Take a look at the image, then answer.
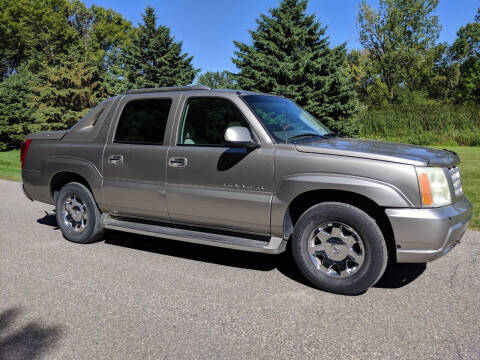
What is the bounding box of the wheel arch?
[44,156,103,206]
[50,171,93,199]
[283,189,396,262]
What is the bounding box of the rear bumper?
[22,183,34,201]
[386,197,472,263]
[22,169,53,205]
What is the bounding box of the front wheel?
[292,202,388,295]
[55,182,105,244]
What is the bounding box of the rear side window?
[115,99,172,144]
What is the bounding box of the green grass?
[0,146,478,229]
[0,149,21,181]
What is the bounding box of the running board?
[103,215,287,255]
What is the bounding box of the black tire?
[55,182,105,244]
[292,202,388,295]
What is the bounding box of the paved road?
[1,180,480,360]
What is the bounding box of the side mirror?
[224,126,257,148]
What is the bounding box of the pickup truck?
[21,85,473,294]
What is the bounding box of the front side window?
[115,99,172,144]
[179,97,249,146]
[242,95,331,143]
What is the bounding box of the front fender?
[270,173,414,238]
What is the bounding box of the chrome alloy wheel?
[308,222,365,278]
[63,194,88,232]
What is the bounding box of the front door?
[102,97,173,220]
[166,96,274,235]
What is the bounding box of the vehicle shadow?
[105,231,427,290]
[104,230,280,272]
[374,262,427,289]
[0,306,63,360]
[37,212,59,229]
[271,244,428,290]
[98,229,322,289]
[38,213,427,290]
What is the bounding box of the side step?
[103,216,287,255]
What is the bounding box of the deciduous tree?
[196,71,238,89]
[451,8,480,102]
[357,0,441,102]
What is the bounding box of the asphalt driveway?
[1,180,479,359]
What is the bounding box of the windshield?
[242,95,331,143]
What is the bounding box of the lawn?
[0,149,21,181]
[0,146,478,229]
[434,146,480,230]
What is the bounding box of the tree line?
[1,0,479,150]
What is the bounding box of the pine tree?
[0,66,37,149]
[120,6,199,90]
[30,56,106,131]
[232,0,357,131]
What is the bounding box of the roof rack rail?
[126,85,211,95]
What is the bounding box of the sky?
[83,0,479,74]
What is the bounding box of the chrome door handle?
[108,155,123,164]
[168,157,188,168]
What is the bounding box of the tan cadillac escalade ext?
[21,85,473,294]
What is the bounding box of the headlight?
[416,167,451,207]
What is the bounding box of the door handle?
[108,155,123,164]
[168,157,188,168]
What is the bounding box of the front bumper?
[386,196,473,263]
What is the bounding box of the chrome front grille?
[448,166,463,198]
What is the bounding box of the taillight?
[20,139,32,169]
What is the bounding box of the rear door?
[102,95,177,220]
[166,95,275,235]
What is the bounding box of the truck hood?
[294,138,459,167]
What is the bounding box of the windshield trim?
[287,133,327,142]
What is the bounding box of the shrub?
[351,103,480,146]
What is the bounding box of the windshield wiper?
[322,132,339,138]
[287,133,326,141]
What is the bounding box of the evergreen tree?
[120,6,199,90]
[0,66,37,149]
[30,55,106,131]
[232,0,357,130]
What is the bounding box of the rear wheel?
[55,182,104,244]
[292,202,388,295]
